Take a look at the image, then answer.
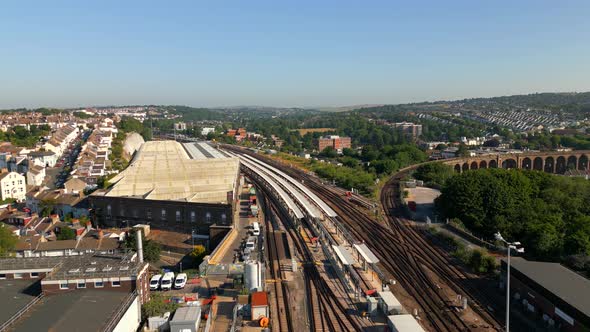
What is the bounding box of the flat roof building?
[502,257,590,331]
[0,253,148,332]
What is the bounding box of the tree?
[0,225,17,256]
[437,168,590,268]
[320,146,338,158]
[414,163,455,187]
[40,199,56,217]
[189,245,207,265]
[455,144,471,157]
[78,215,90,227]
[143,241,162,263]
[483,139,500,147]
[125,231,162,263]
[342,147,356,157]
[141,293,180,319]
[57,227,76,240]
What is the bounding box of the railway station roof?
[239,153,338,217]
[237,157,304,220]
[354,243,380,264]
[183,142,227,159]
[332,245,355,266]
[99,141,239,204]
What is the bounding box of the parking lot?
[219,190,262,264]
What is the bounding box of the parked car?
[174,273,187,289]
[150,274,162,290]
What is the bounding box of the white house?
[0,171,26,201]
[42,125,79,159]
[28,150,57,167]
[26,165,46,186]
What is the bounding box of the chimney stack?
[136,229,144,263]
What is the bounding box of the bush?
[141,294,179,319]
[189,245,207,266]
[57,227,76,240]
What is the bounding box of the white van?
[150,274,162,290]
[174,273,187,289]
[160,272,175,291]
[252,222,260,236]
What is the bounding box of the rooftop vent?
[68,268,80,274]
[90,261,97,265]
[85,267,97,272]
[119,266,129,271]
[102,266,112,272]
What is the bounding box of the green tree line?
[436,169,590,267]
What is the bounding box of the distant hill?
[353,92,590,115]
[313,104,385,113]
[456,92,590,107]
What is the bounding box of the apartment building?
[391,122,423,138]
[318,135,352,153]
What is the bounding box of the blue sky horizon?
[2,1,589,109]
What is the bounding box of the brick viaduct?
[443,150,590,174]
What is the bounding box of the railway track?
[264,197,293,332]
[259,179,363,331]
[235,148,502,332]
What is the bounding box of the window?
[190,211,196,223]
[205,212,211,223]
[112,280,121,287]
[132,209,138,218]
[30,272,39,278]
[161,209,166,220]
[94,280,104,288]
[120,207,125,217]
[176,210,181,222]
[146,209,152,220]
[221,213,227,223]
[14,273,23,279]
[18,180,22,185]
[0,274,6,279]
[77,281,86,289]
[59,281,69,289]
[106,205,112,216]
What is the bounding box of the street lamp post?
[494,232,525,332]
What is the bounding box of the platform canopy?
[354,243,379,264]
[332,245,355,266]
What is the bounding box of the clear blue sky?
[1,0,589,108]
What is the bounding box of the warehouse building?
[89,141,240,241]
[502,258,590,331]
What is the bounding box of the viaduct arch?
[445,150,590,175]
